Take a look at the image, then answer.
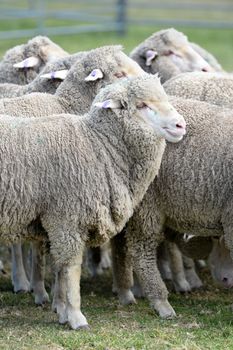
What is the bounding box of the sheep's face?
[83,46,144,86]
[143,29,213,75]
[133,92,186,143]
[114,51,145,79]
[94,75,186,143]
[208,237,233,289]
[12,36,68,72]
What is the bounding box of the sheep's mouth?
[163,127,186,138]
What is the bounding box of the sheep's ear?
[183,233,195,242]
[40,69,69,80]
[145,50,158,66]
[13,56,40,68]
[85,68,104,81]
[94,99,122,109]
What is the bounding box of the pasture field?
[0,13,233,350]
[0,25,233,71]
[0,267,232,350]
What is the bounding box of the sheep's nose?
[202,67,210,72]
[175,119,186,131]
[222,277,228,283]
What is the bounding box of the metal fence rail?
[0,0,232,40]
[128,0,233,29]
[0,0,126,39]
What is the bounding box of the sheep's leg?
[131,272,145,298]
[30,241,49,305]
[183,256,203,289]
[22,243,31,279]
[52,271,59,313]
[87,247,102,276]
[55,268,67,324]
[166,242,191,293]
[63,253,88,330]
[128,234,176,319]
[157,242,172,281]
[99,242,112,269]
[42,215,89,329]
[111,231,135,305]
[11,243,30,293]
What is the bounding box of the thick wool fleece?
[164,72,233,109]
[0,36,68,85]
[121,97,233,305]
[190,42,223,72]
[0,45,137,118]
[0,52,87,98]
[0,76,165,268]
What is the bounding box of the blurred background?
[0,0,233,70]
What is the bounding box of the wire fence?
[0,0,232,40]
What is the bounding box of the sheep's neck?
[55,79,94,115]
[86,112,165,208]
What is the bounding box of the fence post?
[37,0,46,34]
[116,0,127,36]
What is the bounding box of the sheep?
[174,234,233,289]
[129,28,213,83]
[0,45,145,118]
[1,51,87,298]
[111,97,233,318]
[0,36,68,85]
[0,75,186,329]
[0,45,146,304]
[190,42,224,72]
[164,72,233,109]
[0,52,87,98]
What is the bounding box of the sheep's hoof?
[173,279,191,293]
[153,299,176,319]
[185,273,203,290]
[14,281,31,294]
[131,284,145,298]
[118,289,137,305]
[35,292,50,306]
[77,325,90,331]
[68,311,88,330]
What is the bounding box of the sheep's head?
[208,237,233,289]
[136,28,213,78]
[12,36,68,71]
[38,52,87,92]
[78,45,144,85]
[93,74,186,143]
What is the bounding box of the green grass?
[0,270,233,350]
[0,24,233,71]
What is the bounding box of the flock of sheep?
[0,28,233,330]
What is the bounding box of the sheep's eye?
[164,50,182,58]
[136,102,147,109]
[114,71,126,79]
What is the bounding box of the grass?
[0,24,233,71]
[0,269,233,350]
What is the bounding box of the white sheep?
[0,36,68,85]
[0,75,186,329]
[0,44,146,306]
[130,28,213,83]
[0,52,86,98]
[0,45,144,117]
[112,97,233,318]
